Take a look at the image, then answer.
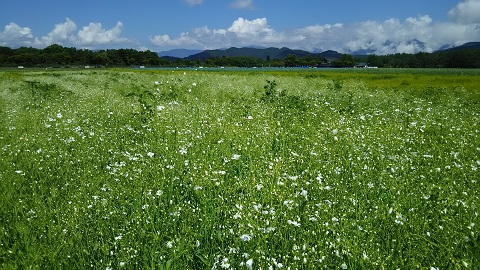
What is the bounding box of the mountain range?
[436,42,480,52]
[158,47,343,61]
[157,42,480,61]
[157,49,203,59]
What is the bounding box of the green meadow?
[0,68,479,269]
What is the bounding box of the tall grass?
[0,69,478,269]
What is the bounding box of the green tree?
[332,54,355,67]
[284,54,298,67]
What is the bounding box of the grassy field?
[0,68,479,269]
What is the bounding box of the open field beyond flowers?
[0,68,479,269]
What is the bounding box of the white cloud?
[0,22,34,47]
[230,0,254,9]
[1,19,134,49]
[150,14,480,54]
[150,33,200,47]
[227,18,270,36]
[448,0,480,24]
[150,17,303,50]
[34,18,77,46]
[341,16,436,54]
[183,0,203,6]
[76,21,130,46]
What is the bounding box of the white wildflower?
[220,257,230,269]
[232,154,241,160]
[166,241,173,248]
[283,200,293,209]
[287,220,301,227]
[240,234,252,242]
[245,259,253,269]
[300,189,308,199]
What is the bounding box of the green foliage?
[22,80,73,108]
[332,54,356,67]
[0,69,479,269]
[261,79,283,102]
[126,88,156,122]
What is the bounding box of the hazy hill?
[157,49,203,58]
[319,50,343,61]
[184,47,318,60]
[437,42,480,52]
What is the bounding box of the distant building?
[355,62,378,68]
[354,62,368,68]
[18,66,24,69]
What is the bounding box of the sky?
[1,0,479,54]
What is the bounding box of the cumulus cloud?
[227,18,270,36]
[150,12,480,54]
[76,21,130,46]
[293,14,479,54]
[150,33,200,47]
[448,0,480,24]
[150,17,303,49]
[230,0,254,9]
[34,18,77,46]
[0,18,134,49]
[147,1,480,54]
[0,22,34,47]
[340,16,436,54]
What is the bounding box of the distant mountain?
[319,50,343,61]
[159,56,181,61]
[436,42,480,52]
[185,47,317,60]
[157,49,203,58]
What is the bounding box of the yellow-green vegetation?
[0,69,479,269]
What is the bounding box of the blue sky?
[1,0,479,54]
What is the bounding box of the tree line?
[1,44,479,68]
[366,50,480,68]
